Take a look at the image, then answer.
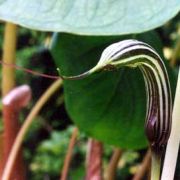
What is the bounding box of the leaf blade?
[0,0,179,34]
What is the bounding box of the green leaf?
[0,0,179,35]
[51,32,172,149]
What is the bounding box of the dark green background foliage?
[30,127,86,180]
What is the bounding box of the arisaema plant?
[58,39,172,180]
[0,1,179,180]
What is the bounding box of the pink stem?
[86,139,103,180]
[0,85,31,180]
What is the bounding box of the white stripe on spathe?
[101,41,171,148]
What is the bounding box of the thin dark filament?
[0,60,61,79]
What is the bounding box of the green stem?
[0,22,17,178]
[151,151,161,180]
[1,79,62,180]
[2,22,17,96]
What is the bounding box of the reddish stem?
[0,85,31,180]
[132,149,151,180]
[60,127,78,180]
[0,60,60,80]
[86,139,103,180]
[107,148,122,180]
